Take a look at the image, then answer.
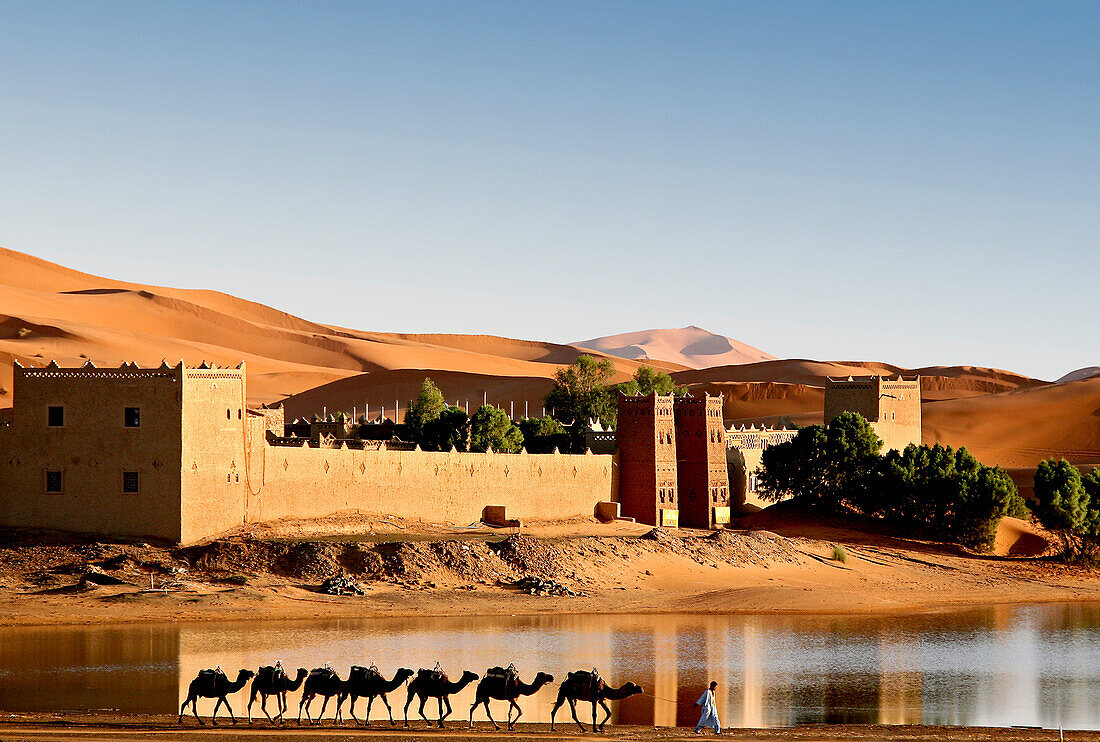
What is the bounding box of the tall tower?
[674,394,731,529]
[615,393,679,527]
[824,375,921,453]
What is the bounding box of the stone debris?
[320,574,366,596]
[514,575,580,597]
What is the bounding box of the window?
[227,409,231,419]
[45,470,63,494]
[47,406,64,427]
[122,470,140,494]
[124,407,141,428]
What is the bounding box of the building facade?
[615,393,680,528]
[674,395,731,528]
[0,361,613,543]
[824,375,922,453]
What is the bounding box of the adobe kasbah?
[0,360,920,544]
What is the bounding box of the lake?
[2,604,1100,728]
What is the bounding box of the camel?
[179,667,255,725]
[247,664,308,724]
[550,669,643,732]
[338,665,414,726]
[297,666,348,725]
[403,666,479,728]
[468,666,555,730]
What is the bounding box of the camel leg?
[346,693,360,725]
[211,697,222,726]
[550,692,566,731]
[403,689,414,727]
[508,699,522,731]
[418,695,432,727]
[591,699,598,733]
[317,695,330,725]
[597,698,612,731]
[484,699,500,731]
[178,695,191,725]
[299,694,312,725]
[439,695,452,728]
[224,698,237,725]
[380,693,396,725]
[275,691,286,724]
[568,698,587,732]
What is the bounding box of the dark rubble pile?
[515,575,581,597]
[489,535,567,579]
[320,574,366,595]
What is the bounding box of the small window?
[237,409,242,420]
[227,409,231,419]
[45,470,63,494]
[124,407,141,428]
[47,406,64,427]
[122,470,140,494]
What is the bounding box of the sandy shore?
[1,513,1097,627]
[0,713,1088,742]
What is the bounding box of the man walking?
[694,681,721,734]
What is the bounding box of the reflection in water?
[4,605,1100,728]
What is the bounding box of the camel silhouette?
[297,666,347,725]
[247,664,307,724]
[403,667,479,728]
[468,667,554,730]
[337,665,414,725]
[178,668,255,726]
[549,670,643,732]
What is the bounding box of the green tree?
[544,355,618,429]
[614,365,686,397]
[420,405,470,452]
[517,416,569,454]
[404,378,447,442]
[469,405,524,453]
[1033,459,1092,558]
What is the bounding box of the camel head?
[396,668,415,682]
[533,672,555,686]
[294,668,309,681]
[236,669,256,682]
[621,682,643,697]
[459,670,480,685]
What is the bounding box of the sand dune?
[1057,367,1100,384]
[1,246,1094,470]
[573,326,774,369]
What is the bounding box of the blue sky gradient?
[0,1,1096,379]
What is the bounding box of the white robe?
[695,688,720,731]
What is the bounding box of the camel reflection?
[0,606,1099,729]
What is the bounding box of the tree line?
[401,356,684,454]
[756,412,1028,551]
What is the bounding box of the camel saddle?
[417,668,447,684]
[566,669,602,695]
[349,665,382,681]
[309,667,339,683]
[195,668,225,694]
[486,666,519,685]
[256,665,283,685]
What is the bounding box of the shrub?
[831,544,848,563]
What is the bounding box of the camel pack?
[195,668,225,695]
[417,667,447,684]
[486,665,519,685]
[255,665,283,686]
[309,667,339,683]
[349,665,382,681]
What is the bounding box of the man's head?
[709,681,718,690]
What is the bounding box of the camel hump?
[486,666,518,683]
[256,666,280,684]
[195,668,222,694]
[417,668,447,684]
[309,667,338,682]
[350,665,380,680]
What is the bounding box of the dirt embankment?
[1,514,1098,627]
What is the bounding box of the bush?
[831,544,848,563]
[1033,459,1100,560]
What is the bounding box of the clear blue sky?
[1,1,1096,380]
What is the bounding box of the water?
[2,605,1100,728]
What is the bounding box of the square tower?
[824,375,921,454]
[674,394,731,528]
[615,393,678,527]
